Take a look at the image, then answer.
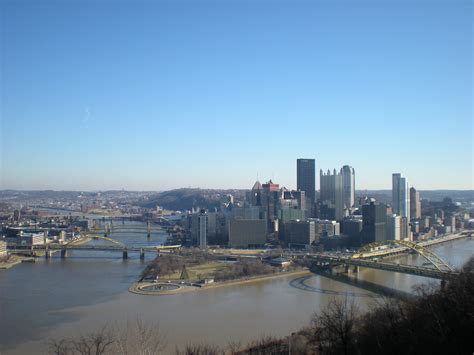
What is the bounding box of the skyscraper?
[410,187,421,219]
[297,159,316,205]
[392,173,410,220]
[198,210,207,249]
[320,169,344,221]
[249,180,262,206]
[362,200,387,244]
[387,214,401,241]
[341,165,355,209]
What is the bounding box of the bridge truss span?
[64,235,127,249]
[353,240,454,272]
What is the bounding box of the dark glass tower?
[362,201,387,244]
[296,158,316,205]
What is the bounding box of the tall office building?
[297,159,316,205]
[262,180,280,232]
[249,180,262,206]
[410,187,421,219]
[228,219,266,248]
[281,220,316,249]
[392,173,410,220]
[198,210,207,249]
[341,165,355,209]
[320,169,344,221]
[387,214,401,241]
[362,200,387,243]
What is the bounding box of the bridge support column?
[122,249,128,260]
[60,249,67,259]
[45,249,51,259]
[440,279,446,290]
[140,248,145,260]
[352,266,359,273]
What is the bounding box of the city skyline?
[1,0,472,191]
[1,1,473,354]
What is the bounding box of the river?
[0,222,472,354]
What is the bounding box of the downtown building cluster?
[177,159,465,250]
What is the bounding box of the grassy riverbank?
[130,268,311,295]
[158,261,228,281]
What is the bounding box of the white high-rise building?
[392,173,410,221]
[198,211,207,249]
[341,165,355,209]
[320,169,344,221]
[387,214,401,241]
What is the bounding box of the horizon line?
[1,188,473,193]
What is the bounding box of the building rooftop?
[251,181,262,191]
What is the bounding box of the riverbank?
[419,231,472,247]
[130,268,312,295]
[0,236,93,271]
[0,255,25,269]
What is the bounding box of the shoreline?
[0,255,25,269]
[129,269,312,296]
[0,235,93,271]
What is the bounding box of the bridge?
[92,221,163,239]
[305,254,455,279]
[10,235,181,260]
[10,231,469,279]
[287,238,461,280]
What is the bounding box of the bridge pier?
[440,279,446,290]
[353,266,359,273]
[45,249,52,259]
[140,248,145,260]
[60,249,67,259]
[122,249,128,260]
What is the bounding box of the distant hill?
[141,189,472,211]
[137,188,246,211]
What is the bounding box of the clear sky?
[1,0,472,191]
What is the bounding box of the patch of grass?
[160,262,230,281]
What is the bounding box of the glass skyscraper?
[341,165,355,209]
[392,173,410,220]
[296,158,316,205]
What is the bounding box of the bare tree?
[46,338,72,355]
[175,343,224,355]
[70,326,115,355]
[226,340,242,354]
[113,319,166,355]
[244,335,287,354]
[309,297,359,355]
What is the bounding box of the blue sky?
[1,0,472,191]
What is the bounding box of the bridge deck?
[305,254,457,279]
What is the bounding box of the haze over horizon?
[1,0,472,191]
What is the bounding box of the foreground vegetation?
[48,257,474,354]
